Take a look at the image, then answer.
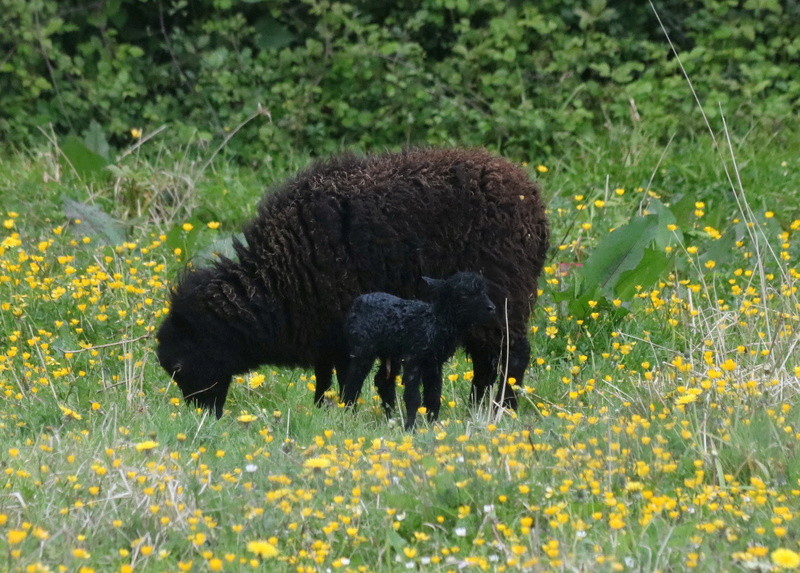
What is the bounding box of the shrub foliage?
[2,0,799,159]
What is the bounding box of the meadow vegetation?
[2,1,800,571]
[1,121,799,572]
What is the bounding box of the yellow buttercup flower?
[772,548,800,569]
[247,539,278,559]
[134,440,159,452]
[304,457,331,469]
[8,530,27,544]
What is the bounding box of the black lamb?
[342,272,496,429]
[156,147,549,418]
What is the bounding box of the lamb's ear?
[419,276,445,299]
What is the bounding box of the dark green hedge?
[2,0,798,160]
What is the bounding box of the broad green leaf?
[194,232,245,264]
[253,17,295,50]
[666,194,696,230]
[550,288,577,303]
[165,219,203,257]
[60,136,109,180]
[700,221,746,267]
[84,120,111,161]
[568,291,606,319]
[615,247,671,300]
[63,197,127,245]
[649,198,681,250]
[579,214,660,297]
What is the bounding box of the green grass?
[1,124,800,572]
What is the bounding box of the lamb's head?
[156,268,242,418]
[423,272,497,326]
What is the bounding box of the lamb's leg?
[421,363,443,423]
[340,355,375,408]
[374,358,401,417]
[402,366,423,431]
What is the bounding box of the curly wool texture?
[161,147,549,415]
[240,148,546,352]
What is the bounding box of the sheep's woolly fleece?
[158,147,549,416]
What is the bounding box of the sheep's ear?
[422,276,444,288]
[419,276,445,299]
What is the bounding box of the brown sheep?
[156,148,549,418]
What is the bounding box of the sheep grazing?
[156,147,549,418]
[342,272,496,429]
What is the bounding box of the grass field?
[1,124,800,572]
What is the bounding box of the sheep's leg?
[340,356,374,408]
[314,349,350,406]
[213,389,227,420]
[334,353,349,393]
[421,363,443,423]
[493,336,528,410]
[374,358,400,417]
[466,337,527,411]
[466,342,499,406]
[402,366,423,431]
[313,359,334,406]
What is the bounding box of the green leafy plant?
[550,198,681,319]
[2,0,799,162]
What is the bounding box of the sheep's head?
[156,268,240,418]
[423,272,497,326]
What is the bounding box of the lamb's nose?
[488,304,496,313]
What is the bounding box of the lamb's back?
[346,293,434,358]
